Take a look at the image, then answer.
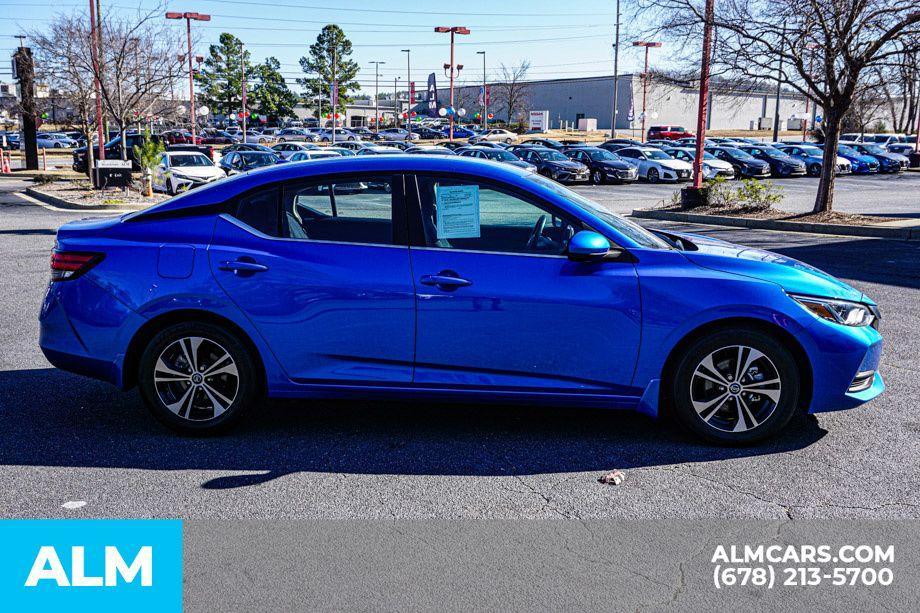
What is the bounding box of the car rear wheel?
[669,328,800,445]
[647,167,659,183]
[138,322,259,434]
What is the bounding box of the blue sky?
[0,0,658,93]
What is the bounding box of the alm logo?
[25,545,153,587]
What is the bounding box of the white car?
[151,151,224,195]
[272,141,320,160]
[35,133,77,148]
[289,150,342,161]
[470,128,517,144]
[377,128,420,142]
[662,147,735,180]
[616,146,694,182]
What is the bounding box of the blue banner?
[0,520,182,612]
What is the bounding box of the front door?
[407,174,641,393]
[210,174,415,383]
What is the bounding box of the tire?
[166,181,175,196]
[590,169,604,185]
[138,322,259,434]
[668,327,800,445]
[808,163,821,177]
[732,165,743,179]
[647,167,659,183]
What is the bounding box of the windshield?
[721,147,754,160]
[529,175,671,249]
[644,149,672,160]
[170,154,213,167]
[540,150,568,162]
[860,145,887,155]
[484,150,518,161]
[241,152,276,166]
[798,146,822,156]
[587,149,616,161]
[838,145,860,157]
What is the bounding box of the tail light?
[50,249,104,281]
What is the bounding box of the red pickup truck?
[647,125,694,141]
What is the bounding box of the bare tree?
[92,6,185,159]
[30,13,99,176]
[635,0,920,213]
[492,61,532,126]
[874,42,920,133]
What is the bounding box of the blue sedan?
[824,143,880,174]
[40,156,884,444]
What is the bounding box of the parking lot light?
[434,26,471,141]
[632,41,662,141]
[166,11,211,140]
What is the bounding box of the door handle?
[219,259,269,275]
[420,272,472,289]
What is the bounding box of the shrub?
[32,174,57,185]
[734,179,783,211]
[703,175,733,208]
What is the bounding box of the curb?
[631,209,920,240]
[23,187,145,212]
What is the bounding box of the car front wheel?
[669,328,800,445]
[138,322,259,434]
[590,169,604,185]
[647,167,659,183]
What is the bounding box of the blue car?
[443,125,477,139]
[40,156,884,444]
[825,143,880,174]
[846,143,909,173]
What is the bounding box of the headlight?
[789,293,875,327]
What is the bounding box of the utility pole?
[13,40,38,170]
[633,41,661,141]
[691,0,715,191]
[477,50,486,131]
[402,49,411,135]
[240,42,247,142]
[435,26,470,141]
[370,60,385,135]
[165,11,211,140]
[772,24,786,142]
[610,0,621,138]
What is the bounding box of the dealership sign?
[426,73,439,117]
[528,110,549,131]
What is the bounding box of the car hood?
[657,159,693,170]
[871,152,909,163]
[673,232,865,302]
[170,166,223,178]
[546,160,585,170]
[703,158,733,170]
[597,159,634,171]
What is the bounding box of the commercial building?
[441,74,815,133]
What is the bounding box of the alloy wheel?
[153,336,239,421]
[689,345,781,433]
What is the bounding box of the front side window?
[415,176,582,256]
[282,176,396,244]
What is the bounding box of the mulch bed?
[656,205,905,226]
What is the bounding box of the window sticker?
[435,184,480,239]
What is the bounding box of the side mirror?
[568,231,611,261]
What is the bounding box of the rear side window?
[281,176,396,245]
[235,186,281,236]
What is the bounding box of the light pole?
[88,0,104,160]
[240,42,247,142]
[401,49,411,135]
[632,41,661,141]
[370,60,385,135]
[394,76,400,128]
[166,11,210,140]
[772,25,787,142]
[690,0,714,191]
[435,26,470,141]
[477,50,486,131]
[610,0,621,138]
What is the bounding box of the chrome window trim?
[219,214,406,250]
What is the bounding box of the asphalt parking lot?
[0,178,918,520]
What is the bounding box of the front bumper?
[552,168,589,182]
[605,167,638,182]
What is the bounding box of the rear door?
[210,174,416,384]
[406,173,641,392]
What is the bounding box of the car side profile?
[40,156,884,444]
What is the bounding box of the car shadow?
[0,368,826,489]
